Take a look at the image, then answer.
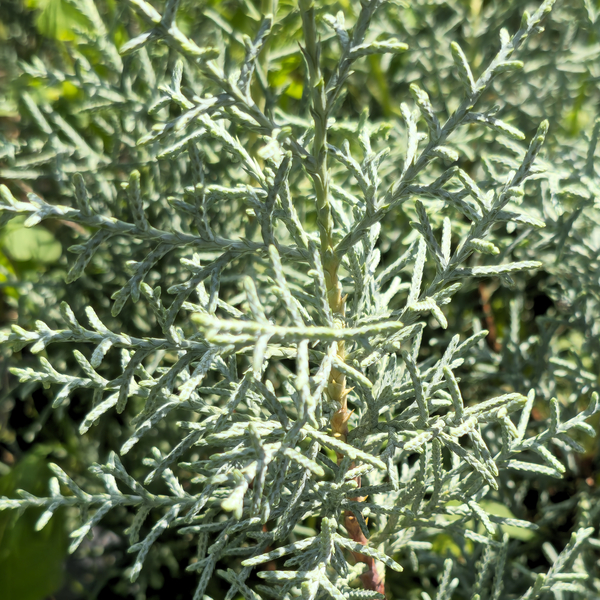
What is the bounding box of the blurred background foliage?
[1,0,600,599]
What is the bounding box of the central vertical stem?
[299,0,348,427]
[299,2,383,593]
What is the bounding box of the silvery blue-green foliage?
[1,0,600,598]
[381,4,600,596]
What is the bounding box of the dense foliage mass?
[1,0,600,599]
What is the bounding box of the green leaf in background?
[0,447,69,600]
[479,500,536,542]
[0,216,61,264]
[0,249,18,300]
[25,0,91,41]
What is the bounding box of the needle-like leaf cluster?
[1,0,600,598]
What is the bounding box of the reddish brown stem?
[332,407,385,593]
[343,492,385,593]
[479,282,501,352]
